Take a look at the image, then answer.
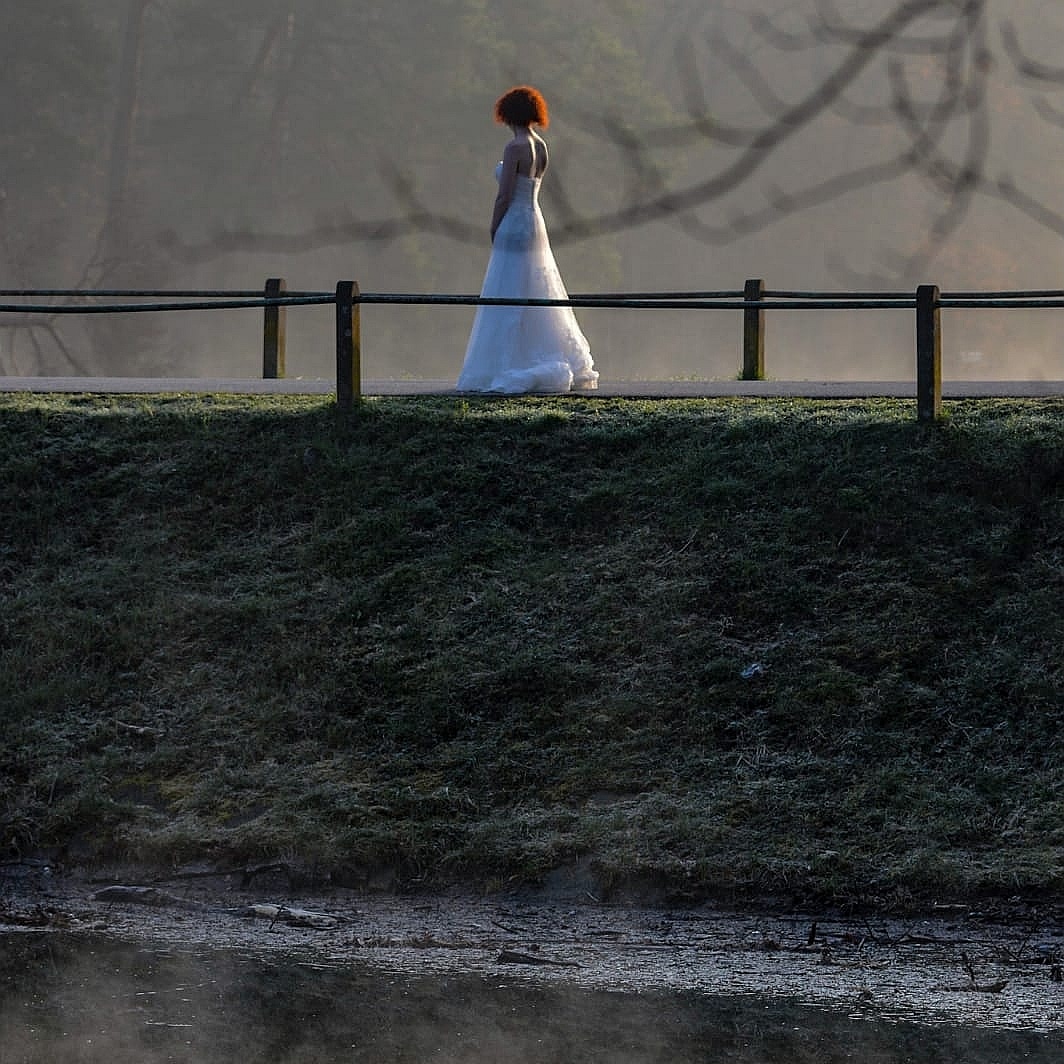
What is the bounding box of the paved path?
[1,376,1061,398]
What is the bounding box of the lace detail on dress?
[457,171,598,393]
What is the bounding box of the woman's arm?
[490,140,523,241]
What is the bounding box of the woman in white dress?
[456,86,598,393]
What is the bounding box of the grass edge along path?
[2,393,1062,910]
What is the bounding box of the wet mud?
[2,863,1064,1055]
[3,868,1063,1037]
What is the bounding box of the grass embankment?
[2,393,1063,908]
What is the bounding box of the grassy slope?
[2,393,1062,907]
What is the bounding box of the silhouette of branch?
[748,10,820,53]
[159,0,1064,279]
[0,316,89,375]
[160,211,481,264]
[746,11,991,283]
[158,0,954,262]
[991,176,1064,239]
[1033,96,1064,131]
[813,0,979,54]
[670,154,918,246]
[711,29,791,119]
[668,35,762,146]
[547,0,968,243]
[1001,19,1064,83]
[839,4,991,280]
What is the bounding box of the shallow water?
[3,932,1063,1064]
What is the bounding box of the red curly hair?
[494,86,549,128]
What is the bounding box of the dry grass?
[2,393,1062,907]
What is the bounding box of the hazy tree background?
[2,0,1063,380]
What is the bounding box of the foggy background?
[2,0,1063,382]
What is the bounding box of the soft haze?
[2,0,1062,381]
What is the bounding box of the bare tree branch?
[552,0,968,241]
[1001,19,1064,83]
[161,0,958,261]
[711,29,792,119]
[814,0,978,54]
[155,0,1064,294]
[991,175,1064,238]
[1033,96,1064,131]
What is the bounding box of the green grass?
[2,392,1063,908]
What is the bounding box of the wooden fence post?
[916,284,942,422]
[335,280,361,409]
[262,277,286,379]
[742,278,765,380]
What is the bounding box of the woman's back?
[509,129,549,179]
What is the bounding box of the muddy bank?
[3,863,1064,1033]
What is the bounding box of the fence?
[3,280,1064,421]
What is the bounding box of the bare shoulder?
[501,137,531,172]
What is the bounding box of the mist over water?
[3,1,1063,381]
[4,934,1062,1063]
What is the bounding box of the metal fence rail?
[1,278,1062,420]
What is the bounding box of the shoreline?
[4,867,1064,1032]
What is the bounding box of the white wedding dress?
[457,165,598,393]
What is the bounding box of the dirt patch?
[3,863,1064,1032]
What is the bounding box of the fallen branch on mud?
[92,885,344,929]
